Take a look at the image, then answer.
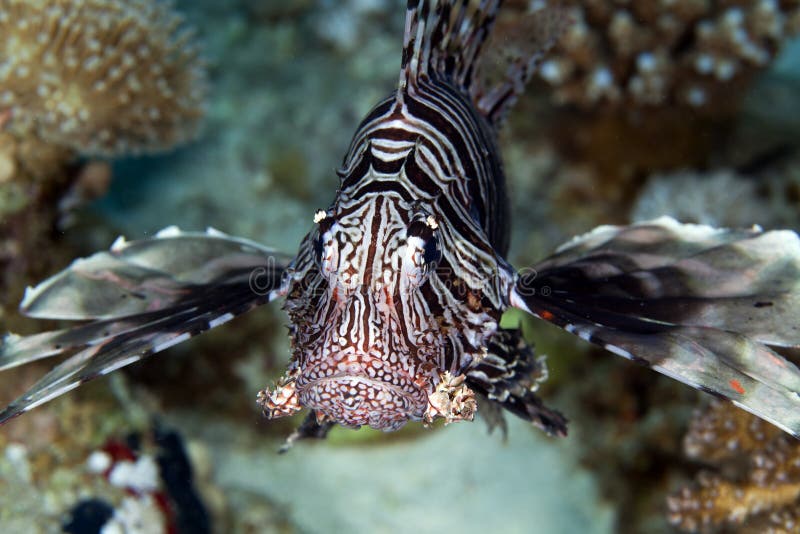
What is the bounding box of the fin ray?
[21,229,289,321]
[512,217,800,437]
[467,327,567,436]
[0,232,290,423]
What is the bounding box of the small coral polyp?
[0,0,207,156]
[529,0,800,111]
[668,400,800,533]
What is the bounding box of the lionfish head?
[278,197,446,430]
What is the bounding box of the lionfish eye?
[422,236,441,266]
[312,209,335,269]
[312,231,324,264]
[406,215,441,270]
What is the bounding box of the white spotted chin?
[297,375,426,431]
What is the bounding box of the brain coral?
[0,0,207,156]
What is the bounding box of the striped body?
[258,0,569,432]
[278,78,513,429]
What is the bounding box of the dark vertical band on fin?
[510,217,800,439]
[0,230,291,424]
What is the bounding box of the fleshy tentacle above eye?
[0,228,292,424]
[509,216,800,438]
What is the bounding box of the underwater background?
[1,0,800,532]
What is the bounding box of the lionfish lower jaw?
[296,374,427,431]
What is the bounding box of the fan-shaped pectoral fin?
[509,217,800,438]
[0,229,293,425]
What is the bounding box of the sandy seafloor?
[174,414,613,534]
[2,0,800,533]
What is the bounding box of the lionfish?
[3,0,800,447]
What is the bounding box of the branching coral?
[667,400,800,533]
[525,0,800,111]
[0,0,207,156]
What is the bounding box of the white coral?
[631,169,763,228]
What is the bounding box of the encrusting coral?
[667,399,800,533]
[525,0,800,112]
[0,0,207,156]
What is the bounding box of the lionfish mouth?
[297,374,428,431]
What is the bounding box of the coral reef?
[0,0,209,330]
[543,336,698,534]
[667,399,800,533]
[497,1,800,240]
[0,375,140,532]
[0,0,207,156]
[632,169,759,227]
[0,389,293,530]
[0,6,213,526]
[504,103,725,238]
[524,0,800,112]
[0,131,76,333]
[0,388,287,533]
[631,150,800,229]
